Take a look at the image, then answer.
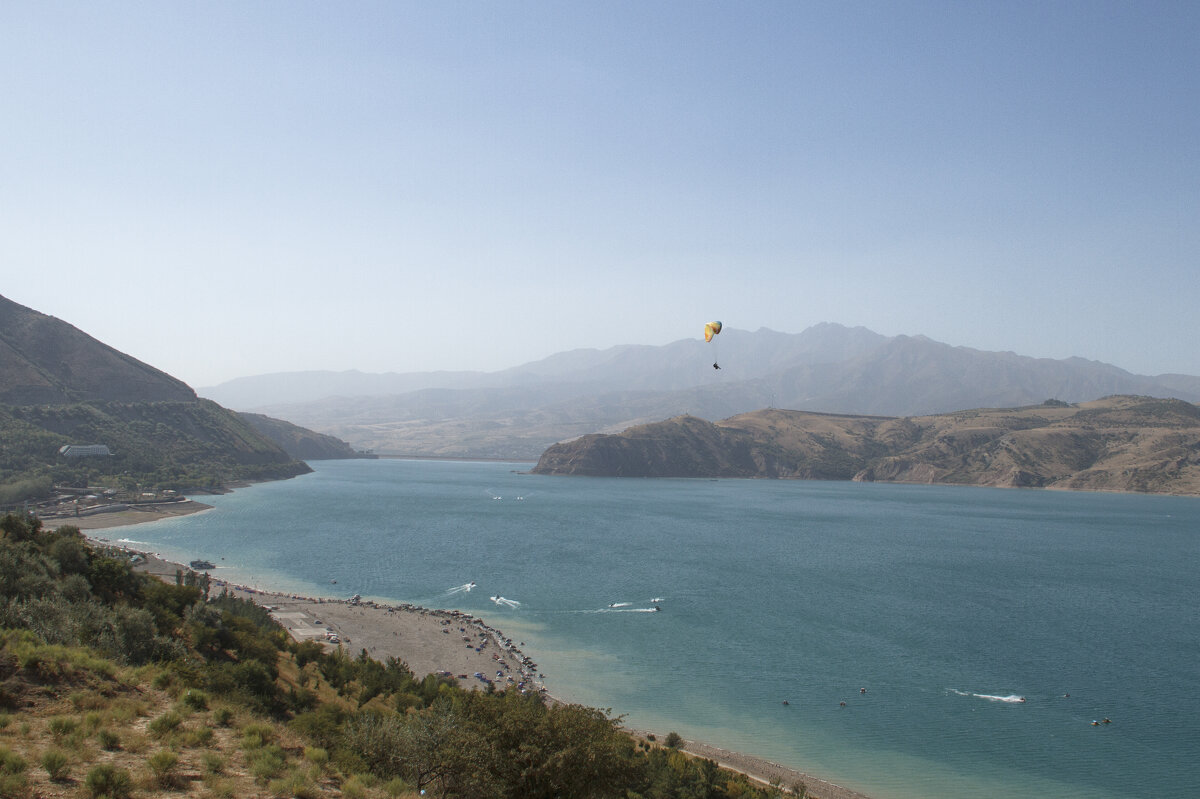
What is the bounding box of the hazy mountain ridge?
[202,324,1200,459]
[532,396,1200,495]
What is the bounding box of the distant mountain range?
[201,324,1200,460]
[532,396,1200,495]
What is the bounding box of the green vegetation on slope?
[0,513,806,799]
[0,400,311,504]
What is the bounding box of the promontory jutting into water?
[115,459,1200,799]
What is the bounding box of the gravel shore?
[77,510,873,799]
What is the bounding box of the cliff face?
[532,397,1200,495]
[0,294,196,405]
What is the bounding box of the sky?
[2,1,1198,388]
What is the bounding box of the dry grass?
[0,653,419,799]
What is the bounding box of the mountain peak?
[0,294,196,405]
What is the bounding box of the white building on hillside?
[58,444,112,458]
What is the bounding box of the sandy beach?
[75,508,872,799]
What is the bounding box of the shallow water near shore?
[107,459,1200,799]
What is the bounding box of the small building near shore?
[58,444,112,458]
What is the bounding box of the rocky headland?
[532,395,1200,495]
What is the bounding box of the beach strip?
[75,513,872,799]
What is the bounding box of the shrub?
[268,769,319,799]
[248,744,287,781]
[212,706,234,726]
[340,775,368,799]
[181,688,208,711]
[47,716,78,738]
[41,749,70,781]
[205,777,235,798]
[241,722,276,749]
[664,731,683,748]
[182,726,214,747]
[146,749,179,788]
[148,710,183,737]
[84,763,133,799]
[70,691,108,711]
[97,729,121,750]
[384,777,413,796]
[201,751,224,775]
[0,747,28,775]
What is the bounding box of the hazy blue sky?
[3,1,1197,388]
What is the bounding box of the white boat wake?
[950,689,1027,703]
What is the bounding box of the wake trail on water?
[445,582,476,595]
[489,596,521,608]
[950,689,1027,703]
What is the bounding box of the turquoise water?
[107,459,1200,799]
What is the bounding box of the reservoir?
[111,458,1200,799]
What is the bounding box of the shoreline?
[73,506,874,799]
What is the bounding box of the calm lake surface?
[109,459,1200,799]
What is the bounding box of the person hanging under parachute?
[704,321,722,369]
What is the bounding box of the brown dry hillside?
[532,396,1200,495]
[0,294,195,405]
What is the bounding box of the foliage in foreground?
[0,512,797,798]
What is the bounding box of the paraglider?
[704,321,722,369]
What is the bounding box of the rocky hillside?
[0,294,324,502]
[239,412,372,460]
[0,293,196,405]
[532,396,1200,495]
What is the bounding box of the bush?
[97,729,121,750]
[181,688,208,711]
[41,749,70,781]
[268,769,319,799]
[0,747,28,775]
[241,722,276,749]
[84,763,133,799]
[248,744,287,781]
[146,749,179,788]
[148,710,183,737]
[183,726,214,747]
[47,716,78,738]
[201,751,224,775]
[383,777,412,797]
[340,775,369,799]
[664,731,683,748]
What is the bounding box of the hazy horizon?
[4,2,1197,387]
[191,320,1198,392]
